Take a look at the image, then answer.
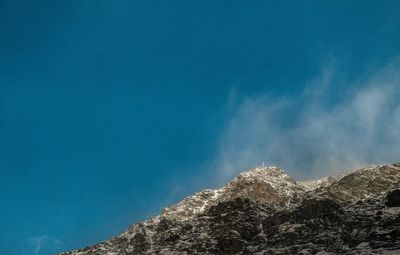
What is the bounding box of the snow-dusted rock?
[60,163,400,255]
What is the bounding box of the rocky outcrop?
[60,163,400,255]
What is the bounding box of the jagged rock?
[216,230,245,254]
[294,198,342,220]
[60,163,400,255]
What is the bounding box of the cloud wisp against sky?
[216,59,400,181]
[22,235,62,255]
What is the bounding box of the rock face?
[60,164,400,255]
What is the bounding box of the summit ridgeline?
[61,163,400,255]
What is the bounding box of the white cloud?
[24,235,62,255]
[215,58,400,182]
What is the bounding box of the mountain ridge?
[60,163,400,254]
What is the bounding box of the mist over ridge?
[215,58,400,182]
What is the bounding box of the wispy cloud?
[24,235,62,255]
[215,58,400,182]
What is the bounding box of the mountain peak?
[223,166,302,206]
[161,165,301,222]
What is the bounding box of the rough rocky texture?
[60,164,400,255]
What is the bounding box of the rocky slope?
[60,163,400,255]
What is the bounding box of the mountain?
[60,163,400,255]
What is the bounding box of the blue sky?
[1,1,400,254]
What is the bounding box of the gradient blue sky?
[1,1,400,254]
